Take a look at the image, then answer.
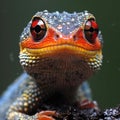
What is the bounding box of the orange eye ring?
[84,19,99,44]
[30,17,47,42]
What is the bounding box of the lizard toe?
[37,110,59,120]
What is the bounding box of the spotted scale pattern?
[5,10,103,120]
[6,80,41,119]
[20,10,103,43]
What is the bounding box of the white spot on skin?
[57,25,62,30]
[71,18,75,22]
[67,22,70,25]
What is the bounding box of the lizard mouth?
[19,43,102,71]
[19,43,102,87]
[20,43,100,57]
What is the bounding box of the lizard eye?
[84,19,99,43]
[30,17,47,42]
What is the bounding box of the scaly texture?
[0,10,103,120]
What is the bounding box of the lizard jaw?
[19,43,102,86]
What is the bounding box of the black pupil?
[35,25,41,33]
[89,27,94,32]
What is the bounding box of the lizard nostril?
[54,34,60,40]
[73,35,78,41]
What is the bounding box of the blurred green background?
[0,0,120,110]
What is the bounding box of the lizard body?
[0,10,103,120]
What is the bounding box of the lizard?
[0,10,103,120]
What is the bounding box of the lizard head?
[19,10,103,87]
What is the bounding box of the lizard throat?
[19,44,102,87]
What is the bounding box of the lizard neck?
[33,76,80,104]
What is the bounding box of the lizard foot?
[79,99,99,110]
[37,110,59,120]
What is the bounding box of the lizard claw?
[37,110,59,120]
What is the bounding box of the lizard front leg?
[6,80,57,120]
[76,82,98,110]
